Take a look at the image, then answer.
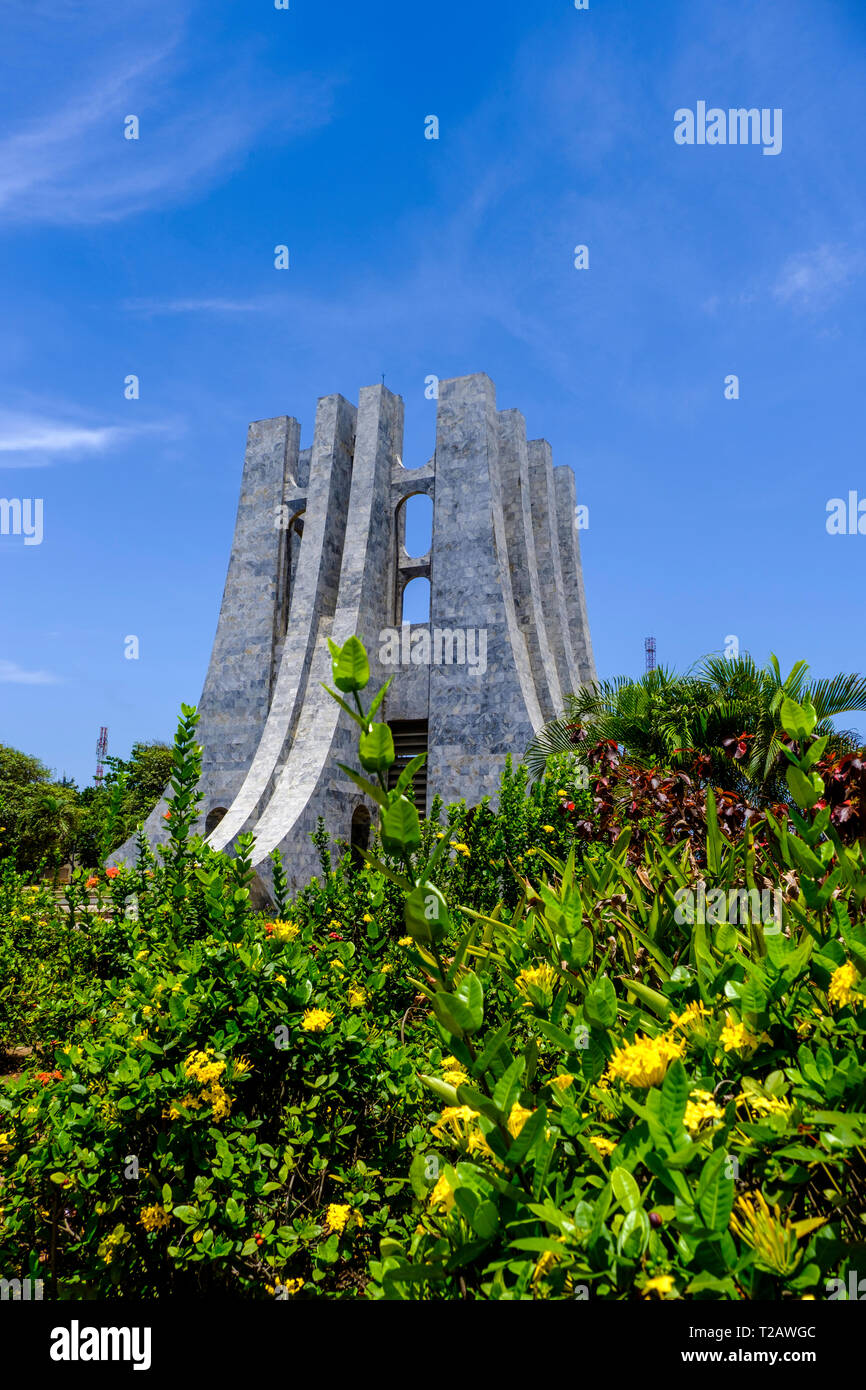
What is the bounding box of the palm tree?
[526,654,866,806]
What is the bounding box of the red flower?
[85,876,98,889]
[328,932,343,941]
[105,866,119,879]
[163,811,171,821]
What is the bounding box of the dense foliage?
[0,741,172,874]
[1,643,866,1301]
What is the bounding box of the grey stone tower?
[111,374,595,891]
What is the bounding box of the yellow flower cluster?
[736,1090,791,1117]
[729,1191,807,1277]
[719,1017,757,1054]
[270,920,299,943]
[441,1056,469,1088]
[507,1102,533,1138]
[549,1074,574,1094]
[0,1131,12,1157]
[97,1224,130,1265]
[182,1050,233,1119]
[642,1274,676,1298]
[449,841,471,858]
[429,1173,455,1212]
[668,1000,711,1037]
[398,936,413,947]
[184,1050,226,1084]
[515,962,559,1007]
[302,1008,334,1033]
[607,1032,685,1089]
[588,1135,616,1158]
[347,986,367,1009]
[139,1204,172,1233]
[829,960,859,1009]
[432,1105,479,1145]
[684,1089,725,1135]
[326,1203,362,1234]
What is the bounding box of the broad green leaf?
[331,635,370,692]
[359,723,395,773]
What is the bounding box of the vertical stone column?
[429,374,543,811]
[497,409,563,719]
[251,385,403,885]
[554,465,596,686]
[207,395,357,852]
[528,438,581,700]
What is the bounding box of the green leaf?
[404,882,450,944]
[172,1205,199,1224]
[611,1165,642,1213]
[381,796,421,855]
[697,1149,735,1233]
[359,723,395,773]
[331,636,370,692]
[617,1208,650,1260]
[786,764,823,810]
[660,1059,689,1137]
[451,972,484,1033]
[584,975,617,1029]
[780,696,818,741]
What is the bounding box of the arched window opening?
[401,493,433,558]
[401,575,431,624]
[350,805,371,868]
[205,806,228,836]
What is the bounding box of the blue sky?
[1,0,865,787]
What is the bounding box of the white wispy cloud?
[0,411,127,464]
[0,659,62,685]
[773,244,864,311]
[123,296,272,317]
[0,9,335,225]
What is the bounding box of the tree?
[526,654,866,806]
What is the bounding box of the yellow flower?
[735,1090,791,1117]
[642,1274,676,1298]
[139,1204,171,1233]
[607,1033,684,1089]
[326,1203,361,1234]
[668,1000,711,1037]
[829,960,859,1008]
[398,936,413,947]
[330,959,346,973]
[0,1131,12,1156]
[429,1174,455,1212]
[532,1248,560,1286]
[515,962,559,1008]
[380,964,393,974]
[730,1191,822,1276]
[549,1074,574,1094]
[441,1065,469,1088]
[684,1089,725,1135]
[270,920,299,943]
[362,913,374,923]
[556,789,567,797]
[184,1050,227,1084]
[281,1277,304,1295]
[719,1017,757,1054]
[302,1008,334,1033]
[202,1082,231,1120]
[432,1105,481,1146]
[588,1135,616,1158]
[542,824,555,834]
[347,986,367,1009]
[507,1102,533,1138]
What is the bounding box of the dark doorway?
[350,805,371,867]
